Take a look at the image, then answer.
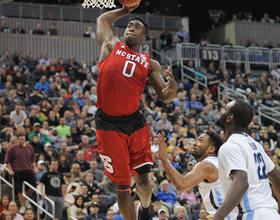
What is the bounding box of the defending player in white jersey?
[213,100,280,220]
[158,130,225,217]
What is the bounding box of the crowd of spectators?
[0,45,279,220]
[209,9,280,29]
[0,22,58,36]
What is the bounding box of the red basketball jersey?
[96,42,152,117]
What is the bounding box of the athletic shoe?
[136,202,151,220]
[25,200,32,209]
[136,202,142,220]
[19,206,26,214]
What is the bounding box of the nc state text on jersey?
[115,49,149,69]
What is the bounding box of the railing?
[0,33,153,66]
[247,47,270,68]
[177,43,198,66]
[181,65,208,88]
[152,49,173,74]
[217,84,247,103]
[271,48,280,66]
[258,104,280,126]
[22,181,55,220]
[198,44,222,67]
[0,164,15,201]
[222,45,249,69]
[170,43,280,70]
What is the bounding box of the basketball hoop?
[82,0,116,9]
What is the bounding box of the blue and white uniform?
[198,156,226,218]
[218,133,280,220]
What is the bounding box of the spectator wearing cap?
[56,117,71,138]
[186,162,195,173]
[49,127,66,150]
[158,209,168,220]
[35,160,47,184]
[65,134,79,155]
[29,122,50,146]
[90,194,108,217]
[28,88,43,107]
[34,75,50,94]
[157,180,179,214]
[85,202,105,220]
[43,142,58,164]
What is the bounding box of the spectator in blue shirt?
[70,79,83,94]
[173,92,190,110]
[157,180,179,214]
[182,78,193,92]
[189,94,203,111]
[34,75,50,93]
[72,90,86,107]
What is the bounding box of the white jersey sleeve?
[219,142,247,179]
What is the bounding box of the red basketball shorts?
[96,123,153,186]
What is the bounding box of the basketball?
[118,0,141,7]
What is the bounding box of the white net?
[82,0,116,9]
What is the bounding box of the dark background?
[14,0,280,42]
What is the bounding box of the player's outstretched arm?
[212,170,249,220]
[96,6,138,47]
[158,134,214,191]
[268,167,280,213]
[149,60,177,103]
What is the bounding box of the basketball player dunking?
[95,5,177,220]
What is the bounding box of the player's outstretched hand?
[162,66,176,92]
[158,133,167,160]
